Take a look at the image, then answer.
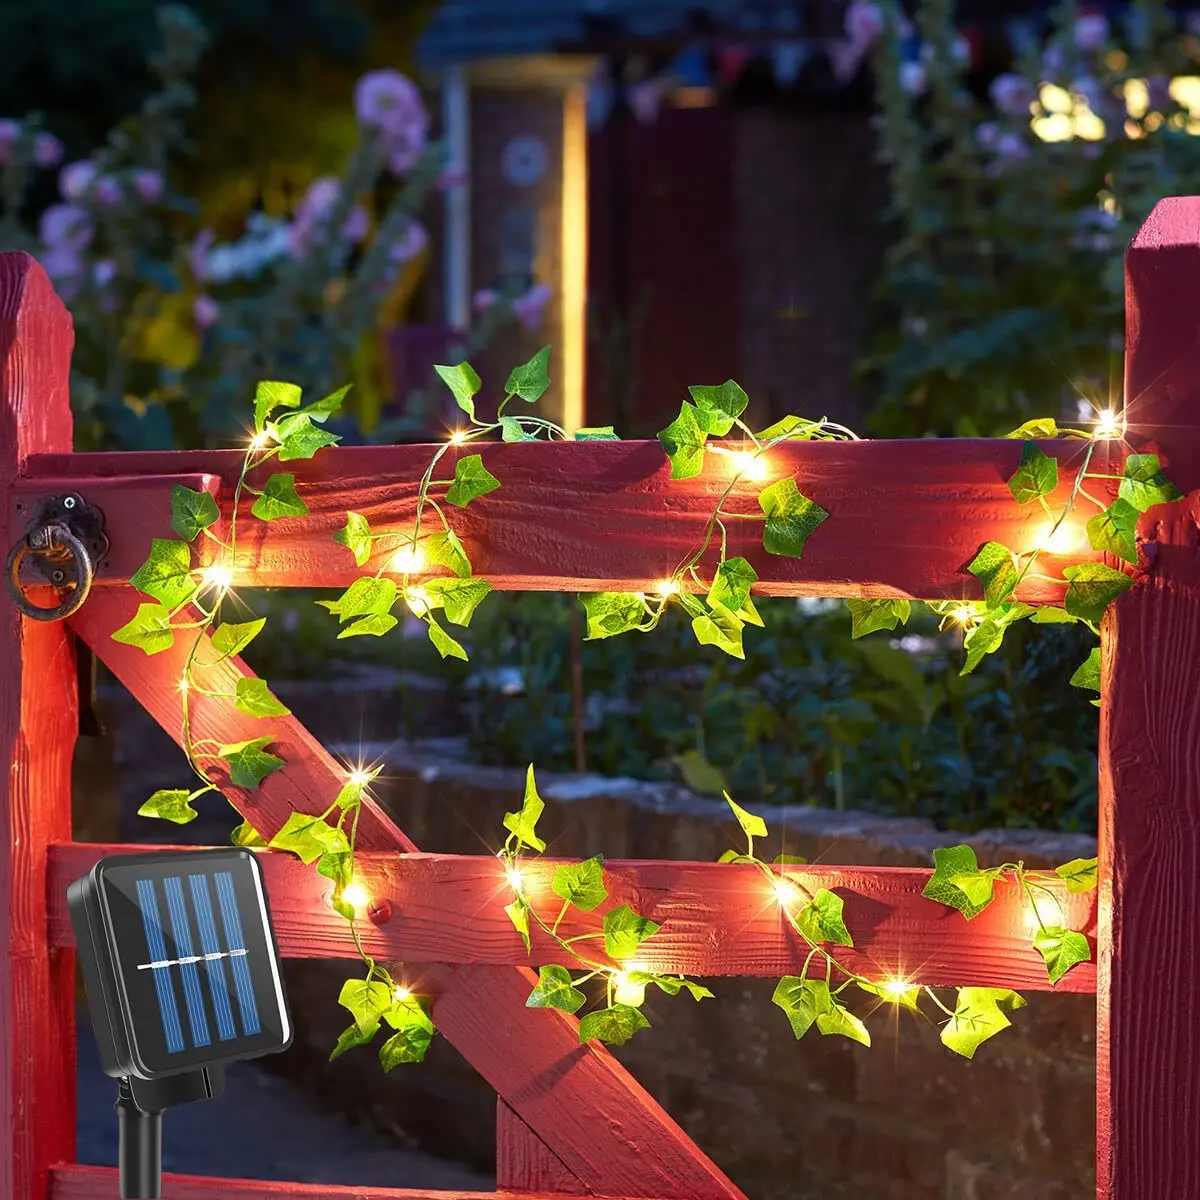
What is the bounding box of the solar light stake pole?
[115,1078,162,1199]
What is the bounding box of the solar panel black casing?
[68,848,292,1081]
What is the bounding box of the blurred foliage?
[247,589,1099,834]
[861,0,1200,436]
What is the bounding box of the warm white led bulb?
[505,865,524,892]
[1095,409,1123,439]
[653,579,680,596]
[200,563,234,590]
[393,985,412,1002]
[341,881,370,910]
[1036,522,1081,555]
[773,878,801,908]
[732,450,770,481]
[881,978,911,998]
[391,545,426,573]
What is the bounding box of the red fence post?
[1100,198,1200,1195]
[0,252,78,1199]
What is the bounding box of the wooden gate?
[2,196,1199,1200]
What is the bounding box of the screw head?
[367,897,393,926]
[51,569,65,583]
[63,496,76,509]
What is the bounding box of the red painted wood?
[0,251,78,1200]
[68,591,745,1200]
[498,1100,590,1194]
[1098,198,1200,1197]
[48,843,1097,993]
[27,437,1111,601]
[51,1164,657,1200]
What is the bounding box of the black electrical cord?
[115,1077,162,1200]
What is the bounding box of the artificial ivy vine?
[113,352,1171,1070]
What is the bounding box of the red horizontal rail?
[48,842,1097,993]
[51,1164,654,1200]
[21,437,1121,600]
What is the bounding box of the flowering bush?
[858,0,1200,436]
[0,5,548,449]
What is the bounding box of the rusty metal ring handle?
[5,524,94,621]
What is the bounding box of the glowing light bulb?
[653,579,680,596]
[773,878,801,908]
[613,962,648,1007]
[1036,522,1081,555]
[201,563,234,590]
[347,768,373,787]
[732,450,770,481]
[405,586,431,615]
[341,881,370,911]
[1024,894,1061,930]
[249,432,270,450]
[1095,409,1123,439]
[393,985,412,1002]
[881,978,912,999]
[391,544,426,573]
[178,676,189,694]
[505,865,524,893]
[449,430,467,445]
[951,604,978,628]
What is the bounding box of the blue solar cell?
[163,876,211,1049]
[188,874,238,1042]
[134,879,184,1054]
[214,870,261,1036]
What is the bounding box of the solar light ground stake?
[67,848,292,1198]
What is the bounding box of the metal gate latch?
[5,492,109,621]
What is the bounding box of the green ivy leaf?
[949,871,995,907]
[270,812,349,865]
[673,749,727,795]
[772,976,833,1039]
[738,594,764,627]
[384,994,434,1034]
[434,360,482,419]
[526,965,586,1013]
[1007,442,1058,504]
[759,476,828,557]
[251,473,308,520]
[317,848,354,893]
[1069,647,1101,693]
[657,401,708,480]
[846,598,911,638]
[1056,857,1099,893]
[170,485,219,542]
[112,602,175,655]
[795,888,853,947]
[334,513,373,567]
[691,601,745,659]
[1034,926,1091,985]
[1005,417,1058,439]
[427,616,468,660]
[499,415,537,442]
[137,788,197,824]
[218,736,285,790]
[637,974,714,1002]
[339,613,399,638]
[574,426,619,440]
[338,978,392,1035]
[1119,453,1183,512]
[602,903,661,959]
[578,1004,650,1046]
[504,346,551,402]
[775,853,807,865]
[968,542,1018,606]
[425,529,472,578]
[708,556,757,612]
[817,1001,871,1047]
[1064,563,1133,622]
[723,791,768,839]
[296,383,350,424]
[274,412,341,461]
[581,592,645,639]
[506,898,531,952]
[687,379,748,436]
[379,1025,433,1070]
[330,1022,377,1061]
[211,618,266,660]
[231,819,267,848]
[233,677,291,718]
[941,987,1026,1059]
[320,577,398,622]
[446,453,501,507]
[756,414,821,441]
[1087,498,1139,565]
[923,845,992,919]
[503,764,547,852]
[552,855,607,912]
[254,380,302,432]
[961,614,1007,675]
[131,538,196,608]
[1031,607,1078,624]
[425,577,492,626]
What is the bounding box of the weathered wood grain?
[68,591,745,1200]
[0,253,78,1200]
[26,437,1113,601]
[498,1100,589,1194]
[47,841,1097,993]
[1099,197,1200,1198]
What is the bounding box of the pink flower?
[436,164,469,191]
[844,1,884,45]
[39,204,92,252]
[38,247,82,299]
[899,62,926,95]
[1074,14,1108,52]
[193,294,220,329]
[92,259,117,288]
[388,220,427,264]
[990,73,1035,116]
[513,282,552,331]
[342,205,370,243]
[472,288,497,312]
[355,69,428,137]
[131,169,164,204]
[189,228,215,281]
[59,160,96,201]
[995,132,1030,165]
[976,121,1001,149]
[296,176,340,225]
[93,177,121,206]
[33,133,62,168]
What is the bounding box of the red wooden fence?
[1,196,1198,1199]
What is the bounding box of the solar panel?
[68,847,292,1082]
